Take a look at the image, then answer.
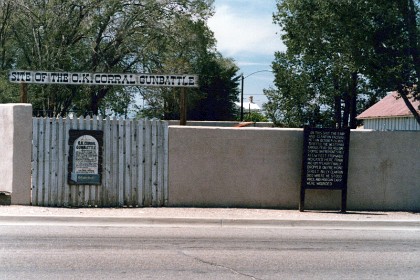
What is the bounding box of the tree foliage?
[267,0,419,128]
[0,0,19,103]
[0,0,240,120]
[188,54,239,121]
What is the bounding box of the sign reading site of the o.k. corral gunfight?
[68,130,103,185]
[9,70,199,88]
[300,126,350,212]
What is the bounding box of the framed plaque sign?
[300,126,350,212]
[68,130,103,185]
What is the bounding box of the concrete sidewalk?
[1,206,419,228]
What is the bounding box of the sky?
[207,0,286,108]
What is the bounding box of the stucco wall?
[0,104,32,205]
[168,126,420,211]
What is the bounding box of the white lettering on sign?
[305,129,348,187]
[9,71,199,88]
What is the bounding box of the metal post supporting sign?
[300,126,351,212]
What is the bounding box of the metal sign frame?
[300,126,351,212]
[68,130,104,185]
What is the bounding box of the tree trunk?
[349,72,358,129]
[19,83,28,103]
[407,0,420,84]
[90,87,108,116]
[400,0,420,125]
[333,77,342,128]
[342,87,350,128]
[400,90,420,125]
[179,87,187,125]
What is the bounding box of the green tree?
[366,0,420,124]
[3,0,221,117]
[270,0,420,128]
[137,53,240,121]
[0,0,18,103]
[264,52,336,127]
[241,111,269,123]
[188,54,239,121]
[136,12,240,121]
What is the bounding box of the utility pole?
[239,70,272,122]
[240,75,244,121]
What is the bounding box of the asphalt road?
[1,220,419,280]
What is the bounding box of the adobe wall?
[168,126,420,211]
[0,104,32,205]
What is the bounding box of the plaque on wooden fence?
[300,126,350,212]
[68,130,103,185]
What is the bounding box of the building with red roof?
[357,92,420,131]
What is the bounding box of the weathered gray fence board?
[137,120,145,207]
[111,118,118,206]
[57,117,64,206]
[31,117,168,207]
[37,118,45,205]
[63,116,71,207]
[130,121,137,205]
[103,117,111,206]
[50,118,57,206]
[144,120,152,206]
[163,122,169,205]
[152,120,158,206]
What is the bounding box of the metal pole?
[240,75,244,121]
[180,87,187,125]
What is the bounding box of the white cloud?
[236,61,271,67]
[208,4,285,57]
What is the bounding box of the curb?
[1,215,420,229]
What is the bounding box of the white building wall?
[363,117,420,131]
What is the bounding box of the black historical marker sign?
[68,130,103,185]
[300,126,350,212]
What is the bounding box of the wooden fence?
[31,117,168,207]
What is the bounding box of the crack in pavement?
[180,251,262,280]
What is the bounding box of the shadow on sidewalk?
[303,210,387,216]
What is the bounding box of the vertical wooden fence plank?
[151,119,158,206]
[95,116,103,207]
[76,116,85,207]
[31,118,39,205]
[131,120,138,206]
[118,117,124,206]
[144,119,152,206]
[102,117,110,207]
[70,117,78,207]
[111,117,118,207]
[137,120,145,207]
[90,116,97,206]
[37,118,45,206]
[63,116,71,207]
[43,118,51,206]
[163,122,169,206]
[156,121,165,206]
[158,121,166,206]
[83,115,91,206]
[124,119,131,205]
[49,118,58,206]
[56,117,64,206]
